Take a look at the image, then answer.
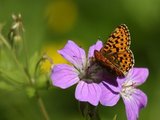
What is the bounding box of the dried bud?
[8,14,24,48]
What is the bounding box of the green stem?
[23,56,50,120]
[0,33,29,81]
[79,102,101,120]
[0,33,11,49]
[0,69,22,85]
[36,91,50,120]
[21,32,29,71]
[0,27,50,120]
[20,33,50,120]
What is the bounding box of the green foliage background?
[0,0,160,120]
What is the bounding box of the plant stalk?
[0,28,50,120]
[36,92,50,120]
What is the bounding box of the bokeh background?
[0,0,160,120]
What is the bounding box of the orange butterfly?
[94,24,134,78]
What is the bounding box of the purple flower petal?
[75,81,101,106]
[51,64,79,89]
[122,89,147,120]
[58,40,86,70]
[126,68,149,86]
[88,40,103,59]
[100,82,120,106]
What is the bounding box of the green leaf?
[28,52,41,77]
[113,114,117,120]
[0,81,15,91]
[0,68,26,84]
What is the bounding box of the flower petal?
[75,81,101,106]
[122,89,147,120]
[58,40,86,70]
[126,68,149,86]
[100,82,120,106]
[88,40,103,58]
[51,64,79,89]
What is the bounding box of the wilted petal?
[126,68,149,86]
[88,40,103,58]
[75,81,101,106]
[58,40,86,70]
[100,82,120,106]
[51,64,79,89]
[123,89,147,120]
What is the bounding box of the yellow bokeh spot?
[45,0,78,33]
[40,42,68,73]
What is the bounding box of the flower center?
[78,61,104,83]
[120,80,136,99]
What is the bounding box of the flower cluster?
[51,40,149,120]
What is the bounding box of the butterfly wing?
[94,24,134,77]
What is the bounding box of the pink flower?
[51,40,104,106]
[50,40,149,120]
[100,68,149,120]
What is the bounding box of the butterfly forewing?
[94,24,134,77]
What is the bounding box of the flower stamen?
[120,80,136,99]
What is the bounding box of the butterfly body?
[94,24,134,78]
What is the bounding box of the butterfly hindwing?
[94,24,134,77]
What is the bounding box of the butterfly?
[94,24,134,78]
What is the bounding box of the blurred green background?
[0,0,160,120]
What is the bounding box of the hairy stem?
[0,30,50,120]
[36,92,50,120]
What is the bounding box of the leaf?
[0,68,26,84]
[0,81,15,91]
[113,114,117,120]
[28,52,41,77]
